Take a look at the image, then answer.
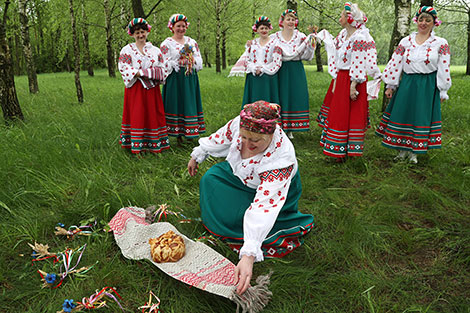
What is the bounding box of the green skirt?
[200,161,314,258]
[242,73,280,108]
[278,61,310,132]
[375,72,442,153]
[162,69,205,138]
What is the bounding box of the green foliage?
[0,68,469,312]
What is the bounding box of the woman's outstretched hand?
[234,255,255,295]
[385,88,394,99]
[187,158,199,176]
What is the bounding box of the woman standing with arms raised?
[118,18,169,154]
[375,6,451,164]
[315,2,381,161]
[161,14,205,145]
[274,9,315,138]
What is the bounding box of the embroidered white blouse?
[118,42,165,89]
[191,116,298,262]
[244,38,283,75]
[160,36,203,76]
[317,25,381,83]
[382,31,452,100]
[272,30,315,62]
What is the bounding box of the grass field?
[0,66,469,312]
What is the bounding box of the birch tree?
[81,0,93,76]
[382,0,412,111]
[0,0,23,123]
[18,0,39,93]
[69,0,83,103]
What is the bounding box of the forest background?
[3,0,470,77]
[1,0,470,312]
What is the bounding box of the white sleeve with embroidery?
[382,39,406,89]
[160,41,179,78]
[191,118,237,163]
[317,29,338,79]
[192,39,203,72]
[118,46,138,88]
[260,46,283,75]
[138,47,165,83]
[300,34,315,61]
[245,46,256,75]
[349,37,371,83]
[436,40,452,100]
[240,165,294,262]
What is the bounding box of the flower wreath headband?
[412,6,441,27]
[127,18,152,35]
[168,14,190,32]
[252,16,273,32]
[278,9,298,29]
[344,2,367,29]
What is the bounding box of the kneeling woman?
[187,101,314,294]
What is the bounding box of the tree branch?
[302,0,339,25]
[3,0,10,25]
[145,0,164,20]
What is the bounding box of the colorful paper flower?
[45,273,57,284]
[62,299,76,312]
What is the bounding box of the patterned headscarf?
[413,6,441,27]
[252,16,273,32]
[127,18,152,35]
[279,9,298,29]
[168,14,190,32]
[344,2,367,29]
[240,101,280,134]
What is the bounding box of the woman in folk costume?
[274,9,316,139]
[118,18,169,154]
[376,6,451,164]
[187,101,314,295]
[160,14,205,145]
[315,2,381,161]
[242,16,283,106]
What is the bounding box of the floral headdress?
[413,6,441,27]
[252,16,273,32]
[240,101,280,134]
[344,2,367,29]
[278,9,298,29]
[168,14,190,32]
[127,18,152,35]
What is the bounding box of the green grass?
[0,66,469,312]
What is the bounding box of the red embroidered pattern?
[394,44,405,56]
[439,44,450,55]
[161,45,169,54]
[119,54,132,64]
[259,165,294,183]
[273,46,282,55]
[225,120,233,141]
[352,40,375,52]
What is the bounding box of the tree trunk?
[81,1,94,76]
[104,0,116,78]
[420,0,433,6]
[466,9,470,75]
[315,3,324,72]
[0,1,24,123]
[287,0,297,11]
[215,0,222,73]
[382,0,411,112]
[131,0,145,18]
[18,0,39,94]
[204,48,211,67]
[69,0,83,103]
[12,34,21,75]
[222,30,227,70]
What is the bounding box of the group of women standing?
[118,14,204,154]
[118,3,452,296]
[315,3,451,164]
